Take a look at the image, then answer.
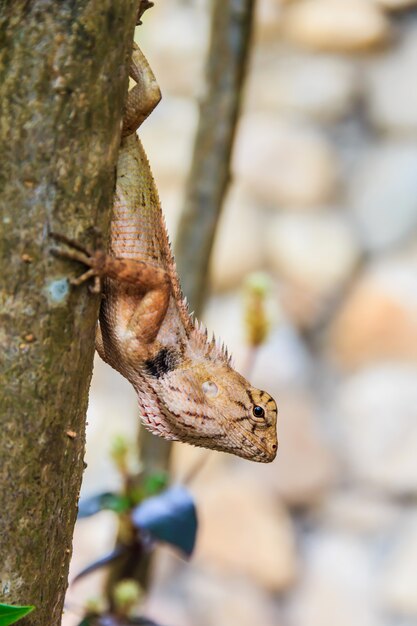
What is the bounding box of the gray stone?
[195,473,298,591]
[233,114,338,207]
[349,143,417,251]
[288,531,378,626]
[336,364,417,494]
[184,569,280,626]
[146,562,281,626]
[266,211,360,296]
[376,0,417,7]
[329,249,417,367]
[282,0,390,53]
[246,51,357,121]
[209,183,267,292]
[366,27,417,134]
[380,514,417,617]
[318,490,401,534]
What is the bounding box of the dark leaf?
[129,618,165,625]
[0,603,35,625]
[72,545,127,583]
[78,492,131,518]
[80,618,117,626]
[76,614,164,626]
[89,618,118,626]
[131,485,197,557]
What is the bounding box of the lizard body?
[54,45,278,463]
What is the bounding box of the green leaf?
[128,485,145,505]
[0,603,35,625]
[143,471,168,497]
[101,493,131,514]
[110,434,130,473]
[78,492,131,518]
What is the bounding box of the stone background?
[64,1,417,625]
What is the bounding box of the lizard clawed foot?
[49,231,93,256]
[49,231,104,293]
[70,268,101,294]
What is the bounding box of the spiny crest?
[159,209,191,331]
[178,291,232,364]
[189,316,232,365]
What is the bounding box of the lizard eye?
[252,405,265,419]
[251,404,268,428]
[202,380,219,398]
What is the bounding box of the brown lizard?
[52,43,278,463]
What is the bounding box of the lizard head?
[137,335,278,463]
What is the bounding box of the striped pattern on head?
[134,327,278,462]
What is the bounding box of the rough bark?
[0,2,138,625]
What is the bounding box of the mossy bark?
[0,2,138,625]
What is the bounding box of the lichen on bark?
[0,2,138,624]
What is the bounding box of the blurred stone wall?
[65,1,417,625]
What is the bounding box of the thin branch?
[175,0,256,316]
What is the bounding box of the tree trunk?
[0,2,138,624]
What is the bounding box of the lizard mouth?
[240,430,279,463]
[222,433,278,463]
[246,443,278,463]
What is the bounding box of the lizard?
[52,42,278,463]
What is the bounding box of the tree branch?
[175,0,256,316]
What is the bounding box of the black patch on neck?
[145,347,180,379]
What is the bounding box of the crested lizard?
[52,43,278,463]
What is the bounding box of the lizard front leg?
[50,232,105,293]
[50,43,167,346]
[50,232,170,345]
